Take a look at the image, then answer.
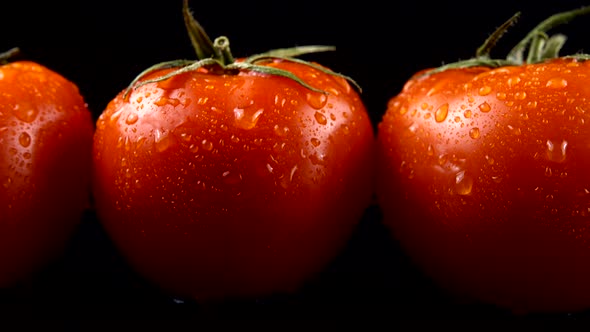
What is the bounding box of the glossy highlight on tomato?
[92,1,374,302]
[0,52,94,287]
[376,7,590,314]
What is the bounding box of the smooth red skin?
[377,58,590,314]
[92,59,375,301]
[0,61,94,286]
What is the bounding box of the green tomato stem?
[0,47,20,64]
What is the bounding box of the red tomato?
[92,0,374,302]
[377,7,590,313]
[0,49,94,286]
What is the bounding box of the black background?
[2,0,590,327]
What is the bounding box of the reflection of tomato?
[92,0,374,302]
[0,50,94,287]
[376,7,590,313]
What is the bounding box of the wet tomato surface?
[0,57,94,287]
[376,7,590,314]
[92,1,374,302]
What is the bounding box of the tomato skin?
[92,59,374,301]
[0,61,94,286]
[377,58,590,313]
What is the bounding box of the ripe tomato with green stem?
[0,48,94,287]
[377,6,590,314]
[92,0,374,302]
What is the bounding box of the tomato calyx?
[0,47,20,65]
[123,0,360,99]
[421,5,590,77]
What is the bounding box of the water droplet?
[527,101,538,109]
[309,153,326,165]
[2,176,12,188]
[545,166,553,177]
[485,155,494,165]
[14,104,38,123]
[279,165,299,189]
[310,137,321,147]
[435,103,449,122]
[507,125,521,135]
[155,97,180,107]
[314,112,328,125]
[234,107,264,130]
[154,130,174,152]
[455,171,473,195]
[546,139,567,162]
[478,102,491,113]
[469,127,480,139]
[273,124,290,137]
[125,113,138,125]
[18,132,31,147]
[306,92,328,109]
[496,92,507,100]
[507,76,521,87]
[222,170,243,185]
[110,108,123,123]
[201,139,213,151]
[341,124,350,135]
[546,77,568,88]
[464,110,472,118]
[515,91,527,100]
[478,86,492,96]
[178,132,192,142]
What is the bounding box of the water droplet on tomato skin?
[273,125,290,137]
[478,86,492,96]
[13,103,38,123]
[126,112,138,125]
[306,92,328,109]
[341,125,350,135]
[2,176,12,188]
[222,170,243,185]
[201,139,213,151]
[233,107,264,130]
[507,76,521,87]
[155,96,181,107]
[546,77,568,88]
[314,112,328,125]
[455,170,473,195]
[154,129,176,153]
[435,103,449,122]
[478,102,491,113]
[469,127,480,139]
[507,125,522,136]
[515,91,527,100]
[18,132,31,147]
[546,139,568,163]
